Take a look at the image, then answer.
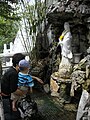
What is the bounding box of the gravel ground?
[30,89,77,120]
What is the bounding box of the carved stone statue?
[58,22,73,78]
[50,22,73,99]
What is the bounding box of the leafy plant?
[16,0,46,59]
[0,0,19,52]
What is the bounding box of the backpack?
[17,94,38,119]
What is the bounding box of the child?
[11,59,44,111]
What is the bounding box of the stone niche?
[71,24,89,55]
[47,21,89,62]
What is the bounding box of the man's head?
[12,53,25,67]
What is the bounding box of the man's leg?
[3,98,21,120]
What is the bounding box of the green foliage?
[0,0,19,52]
[0,0,46,54]
[0,1,19,20]
[0,17,18,42]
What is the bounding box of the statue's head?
[64,22,70,31]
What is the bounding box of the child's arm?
[31,76,44,84]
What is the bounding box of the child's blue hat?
[19,59,30,68]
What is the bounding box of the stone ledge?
[51,74,72,84]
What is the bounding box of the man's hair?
[12,53,25,67]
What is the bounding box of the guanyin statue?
[58,22,73,78]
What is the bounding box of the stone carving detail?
[47,1,90,15]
